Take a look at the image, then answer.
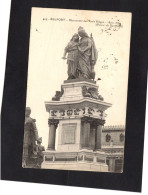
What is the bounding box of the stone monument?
[41,27,112,172]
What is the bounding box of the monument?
[41,27,112,171]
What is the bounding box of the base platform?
[41,149,108,172]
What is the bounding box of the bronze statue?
[23,107,39,164]
[77,27,98,80]
[36,137,45,168]
[62,27,98,80]
[62,33,79,80]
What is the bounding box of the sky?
[26,8,132,147]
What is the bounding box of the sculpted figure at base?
[36,137,45,168]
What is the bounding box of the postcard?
[22,8,132,173]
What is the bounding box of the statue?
[62,33,79,80]
[23,107,39,165]
[77,27,98,80]
[62,27,98,80]
[36,137,45,168]
[52,86,64,101]
[82,86,104,100]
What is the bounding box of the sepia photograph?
[22,8,132,172]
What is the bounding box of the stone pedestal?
[57,119,81,152]
[42,79,112,172]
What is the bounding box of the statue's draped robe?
[65,41,79,79]
[23,117,39,158]
[78,36,97,79]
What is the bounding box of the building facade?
[102,125,125,172]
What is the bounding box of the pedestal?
[42,79,112,172]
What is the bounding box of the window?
[106,134,111,142]
[120,133,125,142]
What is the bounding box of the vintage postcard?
[22,8,132,172]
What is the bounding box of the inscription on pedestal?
[48,107,107,120]
[62,123,77,144]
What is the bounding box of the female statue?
[62,33,79,80]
